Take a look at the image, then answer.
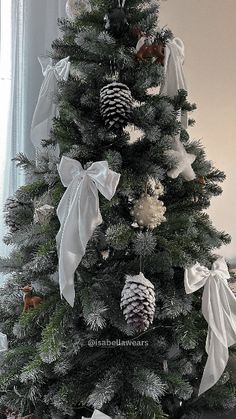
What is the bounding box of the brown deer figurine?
[134,27,165,65]
[20,285,42,313]
[136,42,165,65]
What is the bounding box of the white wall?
[159,0,236,263]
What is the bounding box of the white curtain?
[0,0,67,282]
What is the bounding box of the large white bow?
[160,37,196,181]
[185,257,236,395]
[56,157,120,307]
[82,410,111,419]
[31,56,71,155]
[0,332,8,353]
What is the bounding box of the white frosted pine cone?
[100,82,133,130]
[121,272,156,332]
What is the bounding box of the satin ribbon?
[82,410,111,419]
[0,332,8,352]
[56,157,120,307]
[31,56,71,155]
[185,257,236,395]
[160,37,196,181]
[160,37,187,128]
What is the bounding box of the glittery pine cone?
[121,272,156,332]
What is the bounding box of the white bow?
[160,37,196,181]
[56,157,120,307]
[82,410,111,419]
[31,56,71,155]
[185,257,236,395]
[160,37,187,110]
[0,332,8,353]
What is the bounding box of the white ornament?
[165,138,196,181]
[185,257,236,395]
[31,56,71,157]
[0,332,8,353]
[82,410,111,419]
[56,157,120,307]
[34,204,55,225]
[121,272,156,332]
[131,194,166,230]
[66,0,92,20]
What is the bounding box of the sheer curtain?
[0,0,67,281]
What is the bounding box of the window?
[0,0,12,266]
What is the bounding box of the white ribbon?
[56,157,120,307]
[160,37,187,122]
[31,56,71,155]
[82,410,111,419]
[0,332,8,352]
[160,37,196,181]
[185,257,236,395]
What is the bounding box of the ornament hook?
[118,0,126,8]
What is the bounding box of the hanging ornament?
[66,0,92,20]
[34,204,55,225]
[130,193,166,230]
[104,0,129,38]
[121,273,156,332]
[136,43,165,65]
[20,286,43,313]
[100,82,133,130]
[0,332,8,353]
[4,197,33,233]
[165,138,196,181]
[135,35,165,65]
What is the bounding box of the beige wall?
[159,0,236,263]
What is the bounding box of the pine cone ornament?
[4,197,33,233]
[100,82,132,130]
[121,272,156,332]
[130,193,166,230]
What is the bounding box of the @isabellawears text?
[88,339,149,348]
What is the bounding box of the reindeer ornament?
[20,285,42,313]
[135,30,165,65]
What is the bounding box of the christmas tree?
[0,0,236,418]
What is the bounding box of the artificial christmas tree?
[0,0,235,418]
